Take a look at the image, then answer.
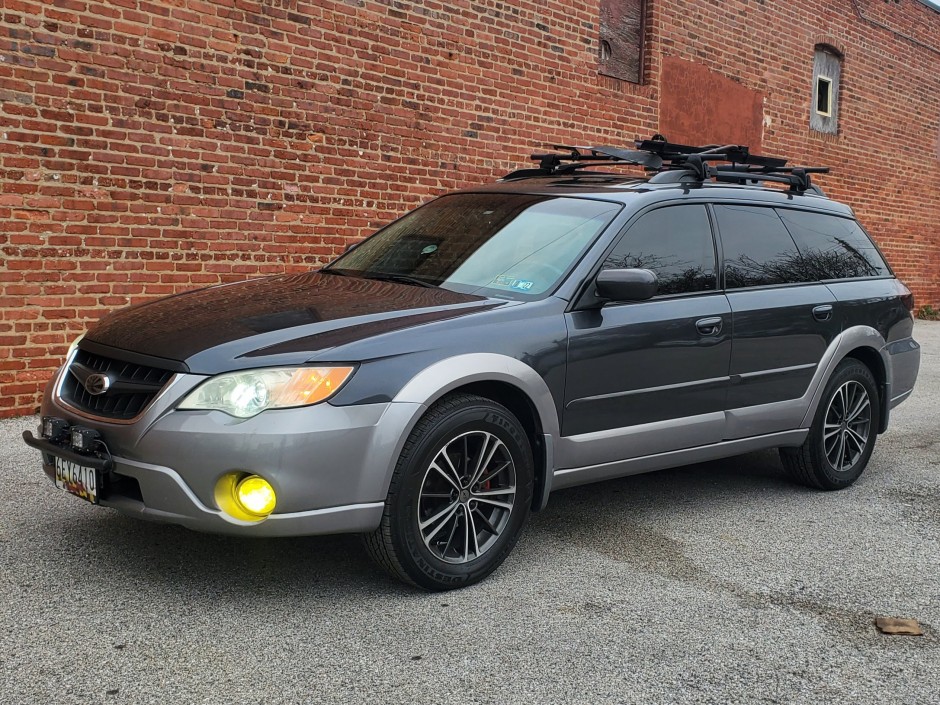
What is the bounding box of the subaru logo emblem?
[83,373,112,396]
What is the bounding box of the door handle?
[812,304,833,322]
[695,316,723,336]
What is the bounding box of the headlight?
[178,366,355,418]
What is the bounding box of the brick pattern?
[1,0,938,416]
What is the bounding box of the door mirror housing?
[595,268,658,302]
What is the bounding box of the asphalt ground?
[1,322,938,705]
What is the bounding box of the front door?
[563,204,732,464]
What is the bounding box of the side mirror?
[595,268,658,302]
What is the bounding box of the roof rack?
[500,144,663,181]
[501,135,829,194]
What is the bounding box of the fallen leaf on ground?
[874,617,924,636]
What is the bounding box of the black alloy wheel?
[364,393,534,590]
[780,358,880,490]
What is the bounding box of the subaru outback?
[24,138,921,590]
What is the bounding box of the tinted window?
[329,194,621,298]
[714,205,809,288]
[777,209,889,279]
[604,205,717,295]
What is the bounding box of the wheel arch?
[449,380,552,512]
[392,354,560,512]
[799,326,890,432]
[843,345,889,433]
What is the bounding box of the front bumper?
[32,369,424,536]
[27,426,384,535]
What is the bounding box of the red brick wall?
[1,0,938,417]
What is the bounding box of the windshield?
[326,193,621,299]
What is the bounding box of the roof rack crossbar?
[710,166,830,192]
[712,164,830,175]
[503,159,642,181]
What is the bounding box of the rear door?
[563,204,732,460]
[713,204,840,437]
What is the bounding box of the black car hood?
[84,272,504,372]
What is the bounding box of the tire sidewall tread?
[364,393,534,591]
[780,358,880,491]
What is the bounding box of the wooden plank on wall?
[599,0,645,83]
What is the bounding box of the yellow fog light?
[234,475,276,517]
[214,472,277,522]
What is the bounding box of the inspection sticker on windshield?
[493,276,534,291]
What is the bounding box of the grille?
[60,349,174,420]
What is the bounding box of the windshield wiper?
[321,268,437,288]
[364,273,438,288]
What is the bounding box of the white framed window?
[815,76,833,117]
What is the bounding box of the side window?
[714,205,810,288]
[604,205,717,295]
[777,209,890,279]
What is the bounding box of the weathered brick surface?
[1,0,938,416]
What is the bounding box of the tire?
[779,358,880,490]
[363,393,534,590]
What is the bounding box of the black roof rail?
[501,135,829,194]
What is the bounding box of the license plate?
[54,456,99,504]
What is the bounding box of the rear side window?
[604,205,717,295]
[777,209,890,279]
[714,205,809,288]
